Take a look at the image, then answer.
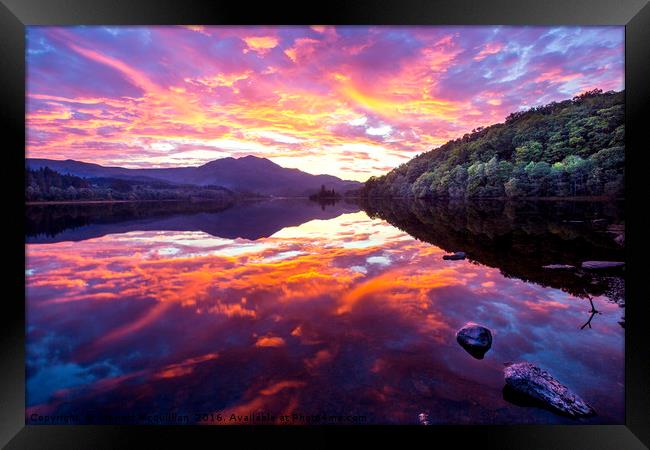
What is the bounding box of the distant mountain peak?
[199,154,278,170]
[235,154,277,165]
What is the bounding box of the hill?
[26,155,361,197]
[361,89,624,199]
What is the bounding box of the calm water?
[25,199,625,425]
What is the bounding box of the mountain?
[26,155,361,197]
[361,89,624,199]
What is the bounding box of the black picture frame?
[2,0,648,448]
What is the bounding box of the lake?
[25,199,625,425]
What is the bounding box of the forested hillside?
[25,167,234,202]
[362,89,624,199]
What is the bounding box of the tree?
[504,177,523,198]
[466,162,486,197]
[563,155,591,195]
[515,141,543,164]
[550,162,569,196]
[412,172,435,198]
[527,161,551,196]
[448,165,468,198]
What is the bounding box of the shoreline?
[26,195,623,206]
[26,197,309,206]
[26,199,195,206]
[362,196,623,202]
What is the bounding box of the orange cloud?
[243,36,279,54]
[153,352,219,379]
[284,38,320,63]
[255,335,286,347]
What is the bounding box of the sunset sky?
[26,26,624,181]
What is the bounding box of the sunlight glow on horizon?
[26,26,624,181]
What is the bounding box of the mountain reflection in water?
[25,199,624,425]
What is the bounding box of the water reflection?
[26,198,361,243]
[25,199,624,424]
[361,198,625,300]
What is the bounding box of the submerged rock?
[443,251,466,261]
[503,362,595,417]
[417,412,430,425]
[456,323,492,359]
[581,261,624,270]
[542,264,575,270]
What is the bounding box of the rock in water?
[504,362,595,417]
[581,261,624,270]
[456,323,492,359]
[542,264,575,270]
[443,251,466,261]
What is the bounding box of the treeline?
[26,167,233,202]
[309,184,342,200]
[362,89,624,199]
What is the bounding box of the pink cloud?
[473,42,504,61]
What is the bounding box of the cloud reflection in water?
[25,210,624,424]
